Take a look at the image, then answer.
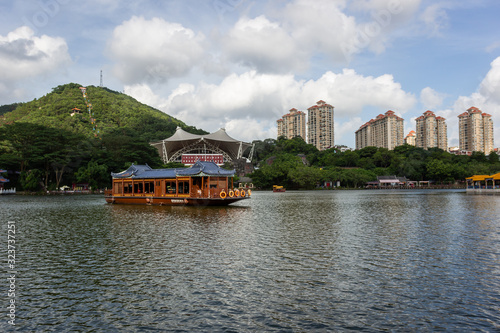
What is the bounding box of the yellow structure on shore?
[466,173,500,193]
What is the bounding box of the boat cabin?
[105,161,250,205]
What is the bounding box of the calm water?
[1,190,499,332]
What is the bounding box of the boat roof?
[111,160,235,179]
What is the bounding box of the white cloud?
[0,26,71,102]
[164,71,302,123]
[107,16,205,84]
[282,0,359,63]
[420,87,446,110]
[301,69,416,116]
[225,117,278,142]
[335,117,363,145]
[0,26,70,80]
[485,41,500,53]
[125,68,415,145]
[223,15,307,73]
[437,56,500,147]
[479,57,500,104]
[419,2,451,36]
[277,0,421,64]
[216,0,424,74]
[123,83,168,108]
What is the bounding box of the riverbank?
[12,190,104,195]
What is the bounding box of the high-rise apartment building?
[458,107,494,154]
[355,110,404,150]
[415,110,448,150]
[277,108,306,141]
[307,100,334,151]
[404,130,416,146]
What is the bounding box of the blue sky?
[1,0,499,148]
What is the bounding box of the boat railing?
[189,187,248,199]
[191,188,224,198]
[0,188,16,195]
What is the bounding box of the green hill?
[0,103,20,116]
[0,83,206,141]
[0,83,207,191]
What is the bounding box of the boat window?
[209,177,226,189]
[123,182,132,194]
[165,181,176,194]
[114,182,122,194]
[144,181,154,194]
[134,182,143,194]
[178,181,189,194]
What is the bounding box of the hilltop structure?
[415,110,448,150]
[458,107,494,154]
[355,110,404,150]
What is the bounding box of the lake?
[1,190,499,331]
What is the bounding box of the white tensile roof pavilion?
[150,127,254,164]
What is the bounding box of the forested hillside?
[0,83,206,142]
[0,83,206,191]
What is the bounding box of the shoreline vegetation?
[248,136,499,190]
[0,84,499,193]
[12,183,467,196]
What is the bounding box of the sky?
[1,0,500,148]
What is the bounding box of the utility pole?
[100,70,103,87]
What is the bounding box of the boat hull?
[105,195,249,206]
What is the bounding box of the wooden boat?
[273,185,286,192]
[105,161,250,206]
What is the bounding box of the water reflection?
[1,191,499,331]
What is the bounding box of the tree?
[393,144,415,156]
[373,149,394,168]
[100,128,163,173]
[250,154,303,189]
[277,136,318,156]
[358,146,378,159]
[251,139,277,162]
[471,151,488,163]
[75,160,108,189]
[488,151,499,164]
[339,168,376,188]
[0,123,47,172]
[20,169,42,191]
[288,165,323,189]
[426,159,454,183]
[337,150,359,167]
[398,158,426,180]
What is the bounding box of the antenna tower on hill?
[100,70,103,87]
